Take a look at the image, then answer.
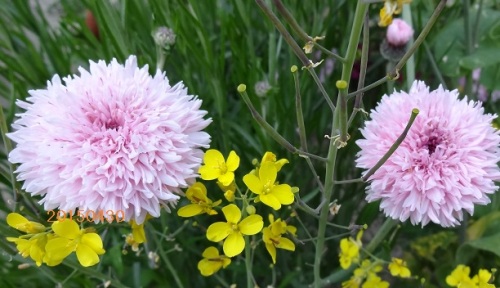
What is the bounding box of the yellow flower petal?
[198,258,221,276]
[76,244,100,267]
[204,149,225,165]
[259,162,277,185]
[6,213,45,233]
[81,233,105,254]
[52,220,80,239]
[238,214,263,235]
[265,242,277,264]
[177,204,205,217]
[272,184,294,205]
[223,232,245,257]
[226,150,240,171]
[202,246,220,258]
[198,165,220,180]
[186,182,208,202]
[243,174,263,195]
[218,171,234,186]
[206,222,232,242]
[276,237,295,251]
[260,193,281,210]
[222,204,241,223]
[45,237,74,262]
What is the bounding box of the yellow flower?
[7,233,52,266]
[446,265,475,287]
[339,230,363,269]
[342,277,362,288]
[178,182,222,217]
[7,213,45,234]
[45,220,105,267]
[378,0,411,27]
[206,204,263,257]
[262,215,296,264]
[261,152,289,172]
[473,269,495,288]
[243,162,294,210]
[361,274,389,288]
[388,258,411,278]
[130,219,147,244]
[354,259,383,278]
[199,149,240,186]
[217,180,236,202]
[197,246,231,276]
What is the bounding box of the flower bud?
[386,19,413,47]
[152,27,176,48]
[245,205,256,215]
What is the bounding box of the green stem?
[152,231,185,288]
[245,236,253,288]
[338,2,368,143]
[402,4,415,88]
[361,109,419,182]
[336,109,419,185]
[238,85,327,162]
[292,66,308,152]
[272,0,345,62]
[348,15,370,128]
[312,144,337,288]
[255,0,336,113]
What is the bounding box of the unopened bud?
[246,205,256,215]
[152,27,176,48]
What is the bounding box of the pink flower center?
[425,135,440,155]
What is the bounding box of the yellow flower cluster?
[339,228,412,287]
[6,213,105,267]
[446,265,495,288]
[378,0,412,27]
[177,149,297,276]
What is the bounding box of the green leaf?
[456,233,500,264]
[459,46,500,69]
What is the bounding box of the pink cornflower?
[386,19,414,46]
[356,81,500,227]
[8,56,211,224]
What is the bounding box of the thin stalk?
[292,66,308,151]
[245,236,253,288]
[336,109,419,185]
[152,232,185,288]
[292,66,324,191]
[361,109,419,182]
[423,42,447,88]
[272,0,345,62]
[238,85,327,162]
[348,15,370,128]
[255,0,336,113]
[312,145,337,287]
[347,0,448,100]
[472,0,484,46]
[402,4,415,88]
[272,0,312,42]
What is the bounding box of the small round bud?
[246,205,256,215]
[254,81,271,97]
[152,27,176,48]
[412,108,420,115]
[386,19,413,47]
[237,84,247,93]
[336,80,348,89]
[291,65,298,73]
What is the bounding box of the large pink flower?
[356,81,500,227]
[8,56,211,224]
